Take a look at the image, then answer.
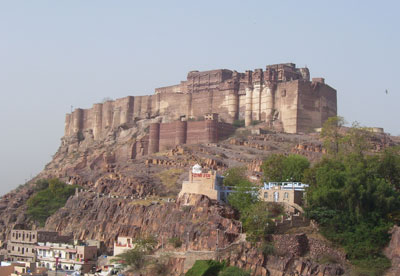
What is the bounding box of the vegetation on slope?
[26,178,78,226]
[305,117,400,275]
[112,236,158,272]
[225,167,282,243]
[262,153,310,182]
[226,117,400,275]
[157,168,185,195]
[185,260,250,276]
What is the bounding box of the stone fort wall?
[64,63,337,140]
[148,120,235,154]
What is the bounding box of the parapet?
[312,78,325,84]
[155,63,311,95]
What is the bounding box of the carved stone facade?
[64,63,336,139]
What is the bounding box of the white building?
[35,242,97,273]
[113,237,134,256]
[263,182,308,191]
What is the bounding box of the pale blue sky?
[0,1,399,195]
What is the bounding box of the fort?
[63,63,337,155]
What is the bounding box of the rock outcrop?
[385,225,400,275]
[45,193,240,253]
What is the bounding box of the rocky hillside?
[1,119,399,275]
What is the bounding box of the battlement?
[64,63,336,146]
[155,63,311,95]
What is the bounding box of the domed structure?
[192,164,202,174]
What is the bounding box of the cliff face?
[0,186,35,241]
[45,193,240,252]
[45,193,346,276]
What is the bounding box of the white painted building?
[113,237,135,256]
[263,182,309,191]
[35,242,97,273]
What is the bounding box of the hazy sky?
[0,1,399,196]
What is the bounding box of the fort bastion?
[64,63,337,146]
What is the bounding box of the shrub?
[223,167,248,187]
[260,242,275,257]
[219,266,250,276]
[262,154,310,182]
[111,236,158,272]
[305,134,400,275]
[34,179,50,191]
[250,120,262,126]
[185,260,226,276]
[233,120,245,128]
[26,178,78,226]
[168,237,182,248]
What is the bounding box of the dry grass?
[156,168,185,195]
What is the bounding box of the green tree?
[227,180,259,214]
[240,202,276,243]
[223,167,249,187]
[377,146,400,190]
[340,122,371,156]
[262,154,310,182]
[113,248,147,271]
[261,154,285,182]
[112,236,158,273]
[282,154,310,182]
[320,116,345,156]
[305,148,400,275]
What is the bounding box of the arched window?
[264,192,268,199]
[284,192,289,199]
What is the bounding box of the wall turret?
[148,123,160,154]
[93,103,103,140]
[175,121,187,145]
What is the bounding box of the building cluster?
[0,230,145,275]
[1,230,100,275]
[179,165,308,213]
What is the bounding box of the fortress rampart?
[64,63,337,142]
[149,118,235,154]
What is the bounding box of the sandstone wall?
[150,121,235,153]
[296,80,337,133]
[64,63,337,138]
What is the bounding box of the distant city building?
[36,241,97,273]
[260,183,305,213]
[6,230,72,262]
[0,261,46,276]
[263,182,309,191]
[113,237,134,256]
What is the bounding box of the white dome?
[192,164,202,174]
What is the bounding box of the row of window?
[263,192,290,199]
[12,232,35,241]
[11,246,35,254]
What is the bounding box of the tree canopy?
[261,154,310,182]
[306,119,400,275]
